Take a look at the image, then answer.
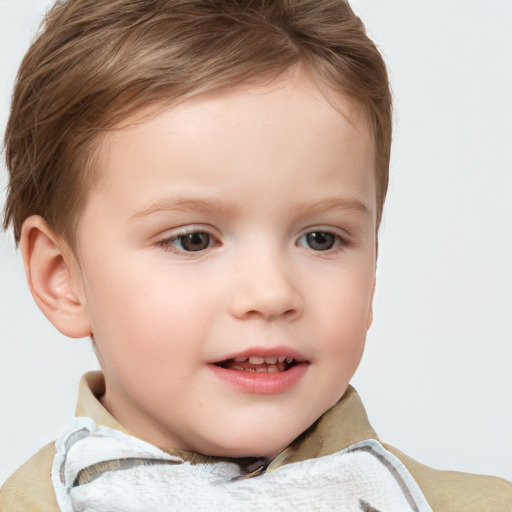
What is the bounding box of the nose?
[229,249,303,321]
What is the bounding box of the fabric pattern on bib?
[52,417,433,512]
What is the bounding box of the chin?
[197,432,291,460]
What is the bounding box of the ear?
[20,215,92,338]
[366,278,376,331]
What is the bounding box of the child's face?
[72,73,377,458]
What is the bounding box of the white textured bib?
[52,417,432,512]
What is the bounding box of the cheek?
[316,264,374,320]
[312,280,371,406]
[82,259,218,365]
[312,268,374,359]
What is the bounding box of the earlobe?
[20,215,92,338]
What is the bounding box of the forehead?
[89,72,376,221]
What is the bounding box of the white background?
[1,0,511,485]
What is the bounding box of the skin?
[23,72,378,459]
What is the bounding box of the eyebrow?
[129,197,240,220]
[292,197,370,216]
[129,195,370,221]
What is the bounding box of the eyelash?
[156,228,349,254]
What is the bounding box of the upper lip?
[208,346,308,365]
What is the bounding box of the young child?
[1,1,511,511]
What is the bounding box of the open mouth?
[209,350,308,393]
[215,356,297,373]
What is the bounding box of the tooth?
[267,365,279,373]
[234,357,247,362]
[255,367,268,373]
[264,356,278,364]
[246,368,256,372]
[249,356,264,364]
[231,365,243,371]
[286,357,294,364]
[278,356,286,363]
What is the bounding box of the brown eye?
[178,232,211,251]
[304,231,336,251]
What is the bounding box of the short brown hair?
[3,0,392,245]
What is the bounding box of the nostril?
[242,307,297,321]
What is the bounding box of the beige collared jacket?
[1,372,511,511]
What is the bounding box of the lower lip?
[207,362,308,394]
